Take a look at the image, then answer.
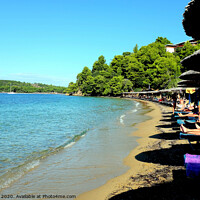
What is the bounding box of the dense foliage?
[68,37,200,96]
[0,80,67,93]
[174,40,200,71]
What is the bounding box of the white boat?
[7,83,15,94]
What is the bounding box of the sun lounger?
[177,119,185,125]
[185,119,197,123]
[174,111,191,114]
[180,132,200,141]
[180,132,200,151]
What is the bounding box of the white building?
[165,40,197,53]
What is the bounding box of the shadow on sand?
[150,132,180,140]
[109,106,200,200]
[109,170,200,200]
[135,144,194,166]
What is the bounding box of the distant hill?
[0,80,67,94]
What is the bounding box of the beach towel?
[177,119,185,125]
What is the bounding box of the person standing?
[172,92,177,114]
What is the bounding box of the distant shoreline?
[0,92,66,95]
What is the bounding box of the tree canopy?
[67,37,200,96]
[0,80,67,93]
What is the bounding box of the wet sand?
[77,100,195,200]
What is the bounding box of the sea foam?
[0,160,40,190]
[132,109,138,113]
[120,114,126,124]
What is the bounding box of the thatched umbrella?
[178,80,200,86]
[181,0,200,113]
[182,0,200,40]
[179,70,200,80]
[181,50,200,71]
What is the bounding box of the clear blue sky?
[0,0,191,86]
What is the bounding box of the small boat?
[7,83,15,94]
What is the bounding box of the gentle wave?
[0,130,88,190]
[0,94,137,192]
[64,142,76,149]
[132,109,138,113]
[61,130,88,149]
[120,114,126,124]
[0,160,40,190]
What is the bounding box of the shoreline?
[77,99,162,200]
[1,96,144,198]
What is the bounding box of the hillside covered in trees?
[66,37,200,96]
[0,80,67,93]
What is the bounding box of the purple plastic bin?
[185,154,200,164]
[186,163,200,179]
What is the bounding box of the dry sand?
[77,99,200,200]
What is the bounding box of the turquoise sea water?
[0,94,149,194]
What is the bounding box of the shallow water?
[0,94,150,197]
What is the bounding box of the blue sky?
[0,0,191,86]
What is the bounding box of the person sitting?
[177,107,199,117]
[177,112,198,117]
[176,98,186,111]
[180,124,200,135]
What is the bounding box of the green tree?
[155,37,171,45]
[123,52,131,56]
[133,44,139,53]
[93,75,107,95]
[148,54,181,89]
[81,75,95,95]
[66,82,78,94]
[68,36,183,96]
[92,55,109,76]
[125,55,145,88]
[136,42,167,67]
[77,66,92,87]
[122,79,133,92]
[0,80,66,93]
[110,55,124,74]
[174,41,200,72]
[177,41,195,60]
[109,76,124,96]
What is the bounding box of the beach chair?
[180,132,200,151]
[177,119,185,125]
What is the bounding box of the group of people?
[172,92,200,135]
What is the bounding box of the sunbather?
[180,124,200,135]
[177,98,186,111]
[178,112,198,117]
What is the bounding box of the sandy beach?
[77,99,198,200]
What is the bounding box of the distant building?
[165,40,198,53]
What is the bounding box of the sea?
[0,94,150,198]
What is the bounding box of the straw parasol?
[181,50,200,71]
[177,0,200,89]
[179,70,200,80]
[182,0,200,40]
[178,83,200,88]
[178,80,200,84]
